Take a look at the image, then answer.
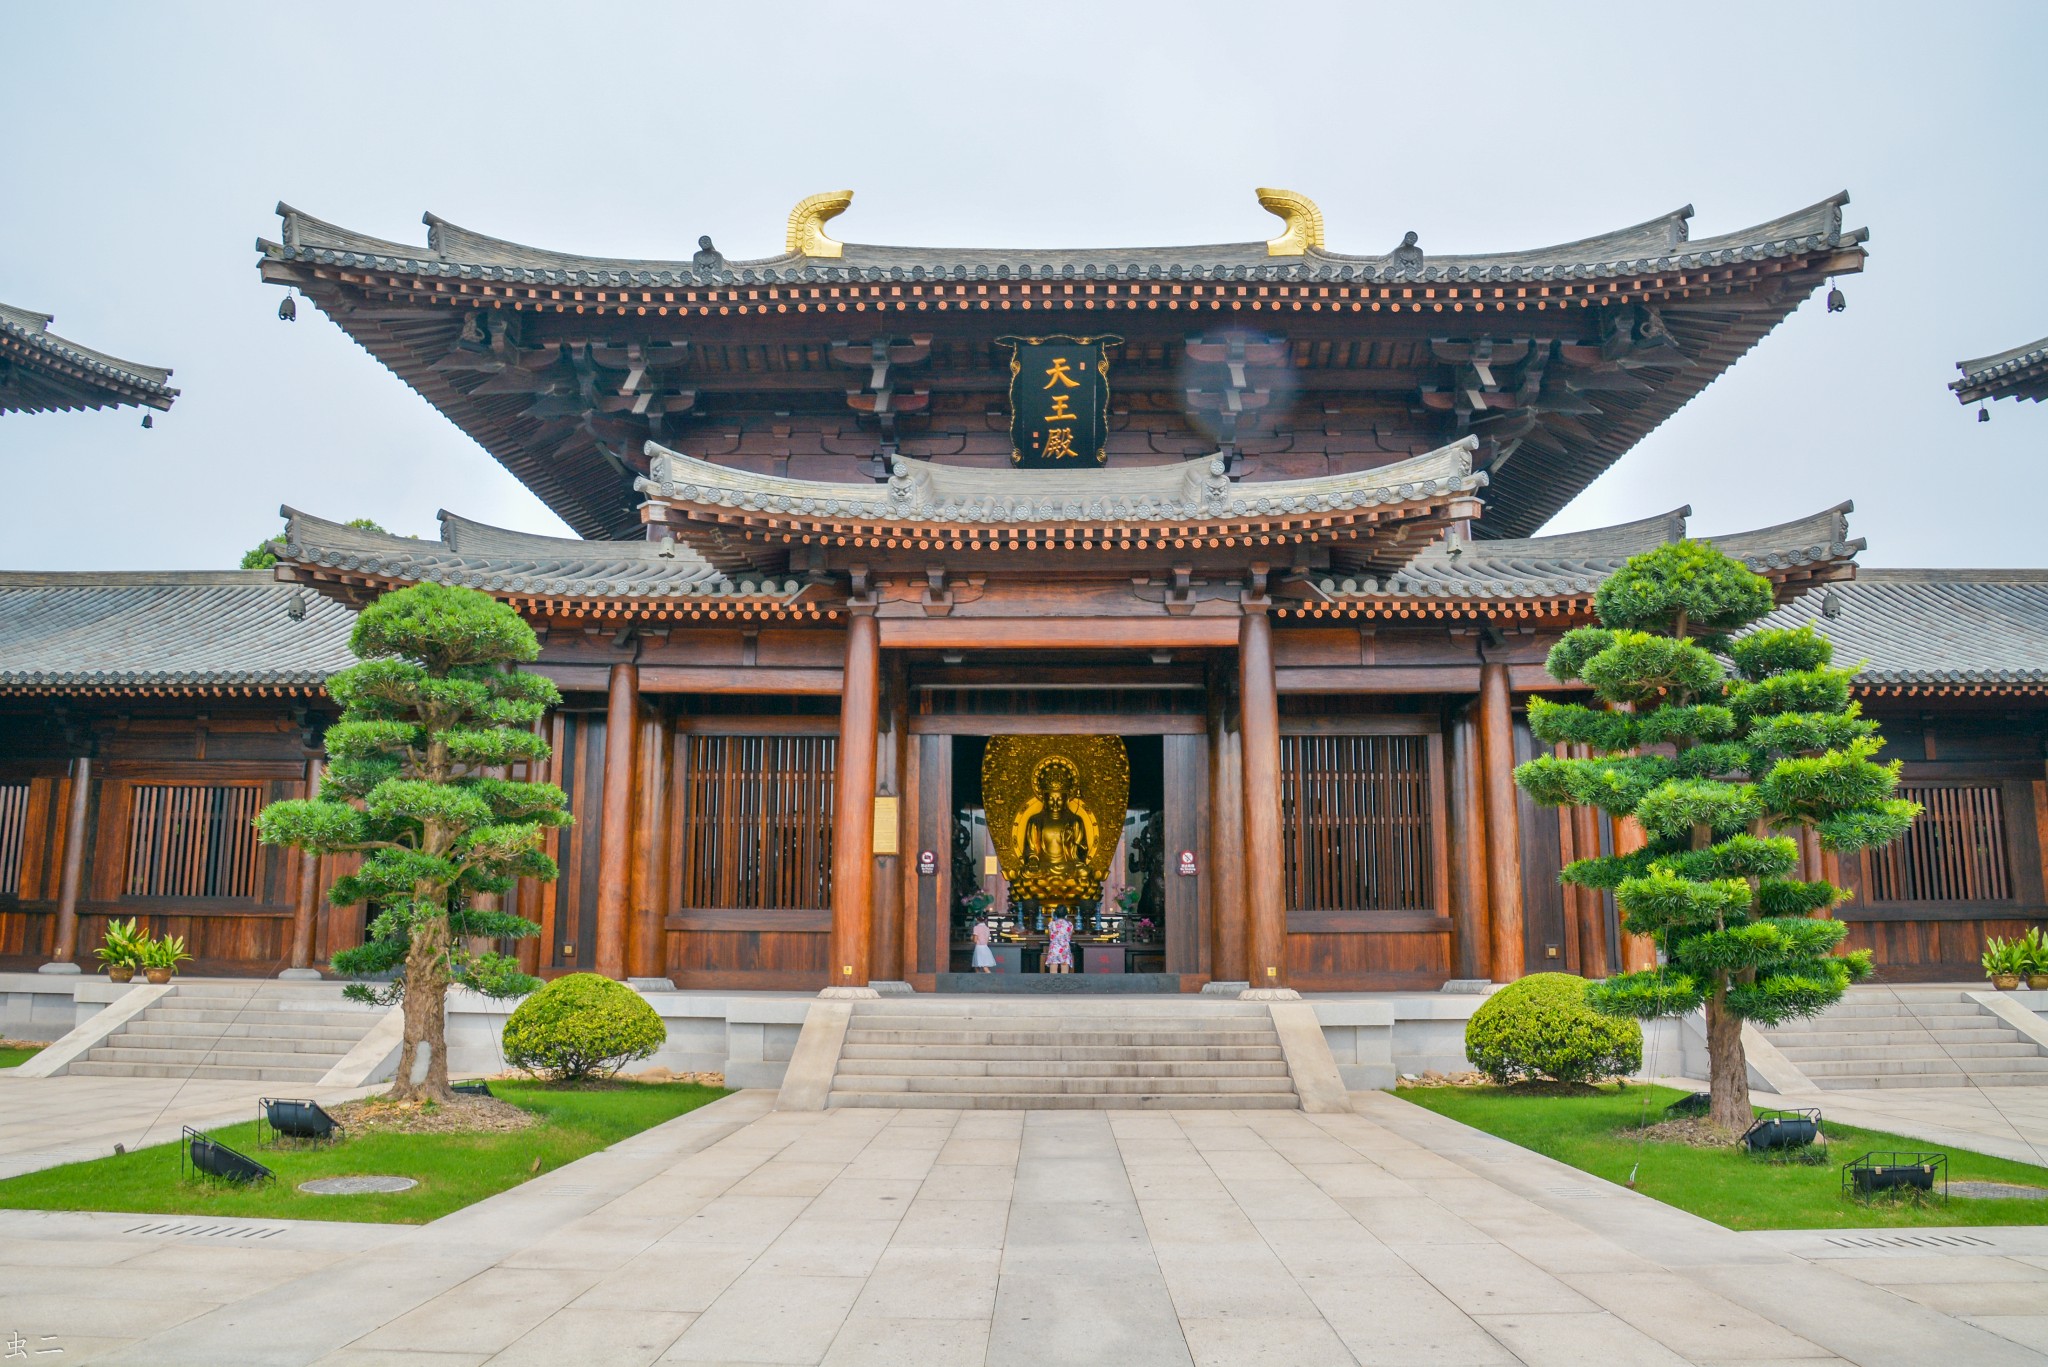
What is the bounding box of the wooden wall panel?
[668,929,828,990]
[1162,733,1208,976]
[1512,722,1569,972]
[1284,930,1450,991]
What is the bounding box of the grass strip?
[0,1046,42,1069]
[1398,1082,2048,1230]
[0,1080,726,1224]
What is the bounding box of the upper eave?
[1282,501,1864,625]
[271,506,835,622]
[1952,335,2048,406]
[258,194,1863,292]
[0,302,179,416]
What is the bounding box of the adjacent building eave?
[1759,567,2048,696]
[1952,335,2048,406]
[0,302,179,416]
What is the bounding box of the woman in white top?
[970,916,996,972]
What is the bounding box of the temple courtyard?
[6,1086,2048,1365]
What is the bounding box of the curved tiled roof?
[0,302,179,416]
[274,509,809,602]
[0,571,352,694]
[1757,569,2048,689]
[1314,503,1863,602]
[635,436,1484,526]
[259,194,1860,292]
[1951,336,2048,406]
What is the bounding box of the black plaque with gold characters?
[980,735,1130,906]
[998,335,1122,468]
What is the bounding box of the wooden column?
[594,661,638,979]
[832,611,881,987]
[1447,705,1492,980]
[46,755,90,968]
[627,706,670,981]
[288,758,323,971]
[870,654,908,983]
[1206,669,1247,983]
[1239,608,1286,987]
[1478,663,1525,981]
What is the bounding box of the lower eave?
[274,564,834,623]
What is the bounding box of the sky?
[2,1,2043,570]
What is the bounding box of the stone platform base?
[934,972,1185,994]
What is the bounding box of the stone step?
[62,1060,332,1082]
[835,1072,1293,1095]
[1775,1012,2008,1032]
[835,1057,1290,1079]
[102,1032,354,1056]
[84,1045,344,1071]
[839,1043,1287,1063]
[826,1090,1300,1111]
[1808,1071,2048,1090]
[1766,1027,2025,1047]
[120,1019,369,1043]
[1769,1049,2039,1065]
[845,1018,1277,1036]
[1805,1002,1992,1020]
[1792,1057,1969,1078]
[849,1006,1272,1023]
[842,1029,1279,1049]
[139,1008,381,1029]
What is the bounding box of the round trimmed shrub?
[1464,973,1642,1087]
[502,973,666,1082]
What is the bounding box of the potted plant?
[1983,936,2023,991]
[2024,928,2048,992]
[94,917,145,983]
[139,933,191,985]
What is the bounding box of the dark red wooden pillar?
[1207,666,1246,983]
[594,661,638,979]
[1478,663,1525,981]
[44,755,90,971]
[1239,608,1286,987]
[287,758,323,973]
[832,611,880,987]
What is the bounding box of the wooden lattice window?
[679,735,836,911]
[1866,783,2010,903]
[125,784,263,899]
[0,784,28,896]
[1280,734,1434,911]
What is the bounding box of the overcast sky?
[3,2,2043,570]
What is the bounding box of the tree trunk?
[387,915,455,1103]
[1706,979,1753,1134]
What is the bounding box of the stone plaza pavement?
[6,1091,2048,1366]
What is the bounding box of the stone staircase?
[825,997,1301,1110]
[1763,988,2048,1090]
[63,983,386,1083]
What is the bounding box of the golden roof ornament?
[785,190,854,259]
[1257,187,1325,257]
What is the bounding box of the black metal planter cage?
[1743,1107,1823,1155]
[453,1080,493,1099]
[1843,1151,1947,1201]
[257,1098,343,1149]
[182,1127,274,1185]
[1665,1092,1712,1118]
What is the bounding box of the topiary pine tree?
[256,582,570,1103]
[1514,541,1919,1134]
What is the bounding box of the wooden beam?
[1276,666,1482,693]
[832,611,881,986]
[594,662,638,978]
[880,618,1241,651]
[1478,663,1524,980]
[907,713,1206,736]
[636,666,847,695]
[1239,609,1287,987]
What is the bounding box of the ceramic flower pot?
[1993,973,2021,991]
[108,965,135,983]
[2029,975,2048,991]
[143,967,173,985]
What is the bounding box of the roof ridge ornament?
[786,190,854,259]
[1256,188,1325,257]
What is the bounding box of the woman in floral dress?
[1044,910,1075,974]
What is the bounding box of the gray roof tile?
[1757,569,2048,687]
[1951,335,2048,405]
[0,571,352,693]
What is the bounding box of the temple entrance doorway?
[941,734,1179,990]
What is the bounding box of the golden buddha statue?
[1021,757,1091,881]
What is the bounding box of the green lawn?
[0,1046,42,1068]
[0,1080,728,1224]
[1399,1082,2048,1230]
